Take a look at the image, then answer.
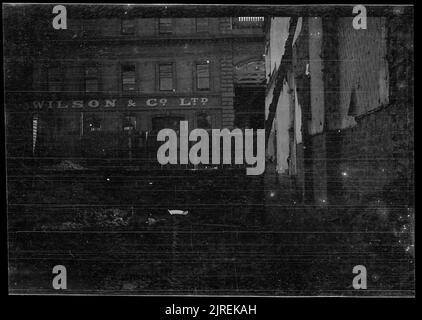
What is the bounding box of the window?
[47,66,62,92]
[85,66,99,92]
[196,18,209,33]
[122,64,136,92]
[159,64,174,91]
[196,62,210,91]
[85,113,102,132]
[197,112,212,129]
[80,19,100,37]
[152,116,184,131]
[123,115,137,131]
[159,18,172,34]
[121,19,135,35]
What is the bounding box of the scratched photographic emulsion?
[4,4,414,298]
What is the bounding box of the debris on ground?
[37,207,131,230]
[42,160,86,171]
[145,213,166,226]
[168,209,189,216]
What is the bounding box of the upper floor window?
[79,19,100,37]
[196,18,209,33]
[47,66,62,92]
[121,19,136,35]
[159,64,174,91]
[159,18,172,34]
[122,64,136,92]
[85,66,99,92]
[196,62,210,91]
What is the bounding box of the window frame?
[157,63,175,91]
[121,18,136,35]
[121,63,137,93]
[123,114,137,131]
[195,18,209,33]
[152,115,185,132]
[158,18,173,34]
[194,60,211,92]
[79,19,100,37]
[85,112,103,132]
[196,111,213,129]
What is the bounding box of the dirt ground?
[7,165,414,295]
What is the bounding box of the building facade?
[5,7,265,164]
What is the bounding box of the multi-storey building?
[5,6,266,164]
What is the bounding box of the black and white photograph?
[4,3,414,300]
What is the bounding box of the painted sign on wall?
[30,96,213,111]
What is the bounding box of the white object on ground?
[168,210,189,216]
